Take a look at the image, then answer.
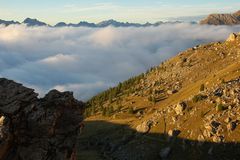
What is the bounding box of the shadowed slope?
[78,120,240,160]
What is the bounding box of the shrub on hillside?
[192,94,207,103]
[200,84,205,92]
[128,107,134,114]
[148,96,157,104]
[102,107,107,116]
[216,103,226,111]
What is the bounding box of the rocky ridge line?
[200,10,240,25]
[0,78,84,160]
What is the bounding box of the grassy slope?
[78,35,240,159]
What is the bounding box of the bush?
[221,79,225,83]
[148,96,157,104]
[116,105,122,112]
[102,107,107,116]
[200,84,205,92]
[192,94,207,103]
[128,107,134,114]
[216,103,226,112]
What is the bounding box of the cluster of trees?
[87,73,145,108]
[101,106,114,116]
[84,104,124,117]
[84,73,145,117]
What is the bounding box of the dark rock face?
[0,78,84,160]
[200,10,240,25]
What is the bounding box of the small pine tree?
[200,84,205,92]
[221,79,225,83]
[102,107,106,116]
[128,107,134,114]
[216,104,226,112]
[109,96,113,103]
[109,106,114,114]
[99,105,104,112]
[152,97,156,104]
[148,96,156,104]
[90,107,95,115]
[116,105,121,112]
[105,107,110,117]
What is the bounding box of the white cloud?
[0,24,239,101]
[41,54,76,64]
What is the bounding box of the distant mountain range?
[2,13,240,27]
[0,18,197,27]
[200,10,240,25]
[0,19,20,26]
[23,18,48,27]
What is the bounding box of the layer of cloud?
[0,24,239,100]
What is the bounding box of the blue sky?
[1,0,240,24]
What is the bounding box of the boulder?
[198,135,205,142]
[0,78,84,160]
[227,121,237,131]
[226,33,238,42]
[224,117,232,123]
[168,129,181,137]
[204,120,221,135]
[167,90,177,95]
[136,120,153,133]
[203,129,212,138]
[212,136,224,143]
[175,102,187,115]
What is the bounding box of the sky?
[0,0,240,24]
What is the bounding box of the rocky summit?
[200,10,240,25]
[0,78,84,160]
[82,33,240,160]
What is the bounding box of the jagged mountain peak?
[23,17,48,26]
[200,10,240,25]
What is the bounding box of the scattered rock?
[224,117,232,123]
[136,120,153,133]
[175,102,187,115]
[198,134,205,142]
[167,89,178,95]
[0,116,4,126]
[227,121,237,131]
[168,129,181,137]
[226,33,238,42]
[203,129,212,138]
[212,135,224,143]
[204,120,221,136]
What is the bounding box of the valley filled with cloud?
[0,24,239,100]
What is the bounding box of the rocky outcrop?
[200,10,240,25]
[174,102,187,115]
[136,120,153,133]
[0,78,84,160]
[226,33,239,42]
